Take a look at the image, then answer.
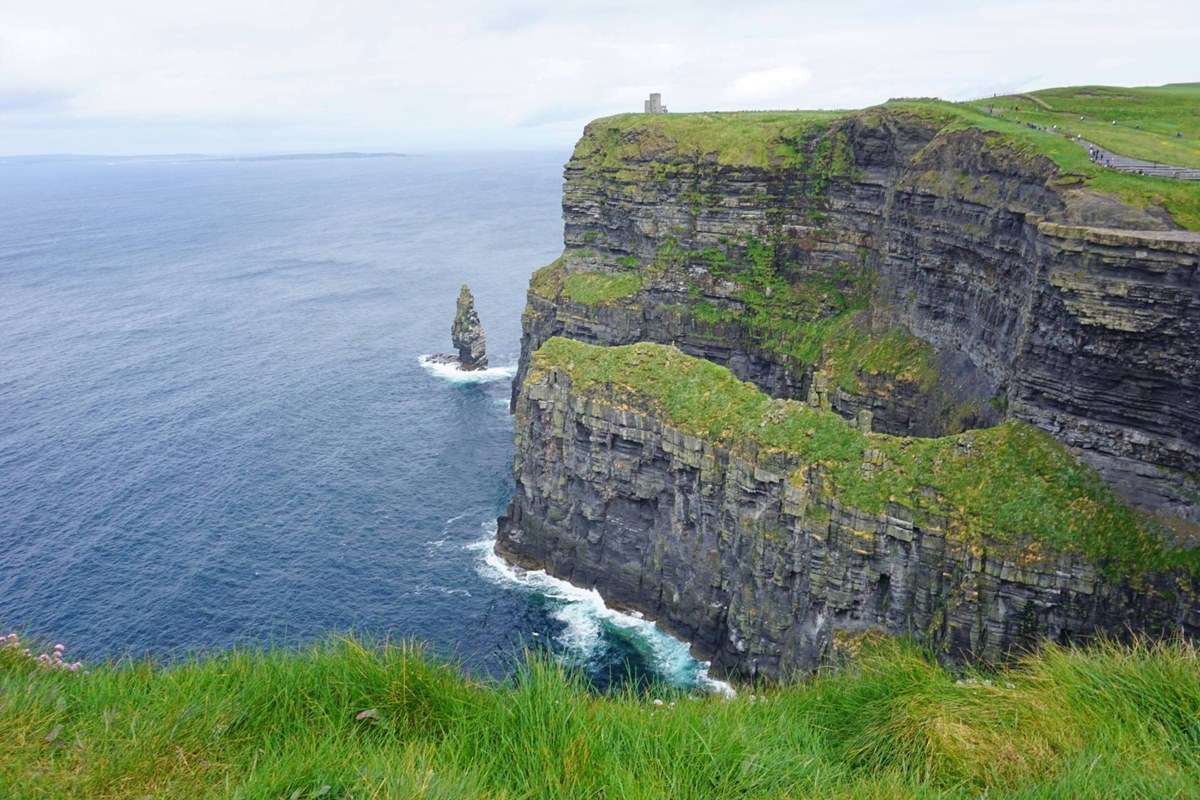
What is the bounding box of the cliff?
[500,96,1200,678]
[512,105,1200,520]
[498,339,1199,679]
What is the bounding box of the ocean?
[0,152,721,691]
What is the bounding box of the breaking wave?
[468,523,734,696]
[417,355,517,384]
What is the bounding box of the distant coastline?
[0,151,408,165]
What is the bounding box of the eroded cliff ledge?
[499,99,1200,678]
[511,105,1200,521]
[498,339,1199,679]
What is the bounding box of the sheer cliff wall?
[497,346,1198,679]
[498,107,1199,679]
[512,109,1200,520]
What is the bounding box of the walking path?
[1081,139,1200,181]
[981,105,1200,181]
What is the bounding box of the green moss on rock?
[529,257,564,299]
[530,337,1195,576]
[562,271,644,306]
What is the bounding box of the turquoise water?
[0,153,720,690]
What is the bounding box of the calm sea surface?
[0,153,716,689]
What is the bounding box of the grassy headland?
[888,93,1200,230]
[573,83,1200,229]
[2,634,1197,799]
[570,109,848,170]
[962,83,1200,168]
[531,338,1196,576]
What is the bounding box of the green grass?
[2,634,1197,799]
[965,83,1200,168]
[562,271,644,306]
[531,338,1196,575]
[687,238,935,390]
[528,257,564,299]
[888,96,1200,230]
[572,110,848,169]
[569,84,1200,229]
[529,259,643,306]
[821,314,938,393]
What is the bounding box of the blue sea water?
[0,153,720,691]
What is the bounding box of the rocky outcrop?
[498,351,1199,679]
[452,284,488,370]
[510,108,1200,521]
[497,106,1200,680]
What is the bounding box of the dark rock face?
[497,108,1200,679]
[452,284,488,370]
[497,368,1199,680]
[510,111,1200,521]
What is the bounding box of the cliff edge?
[500,86,1200,678]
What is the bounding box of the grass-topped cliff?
[529,243,939,414]
[516,79,1200,521]
[3,634,1198,799]
[573,82,1200,229]
[962,83,1200,168]
[530,337,1197,578]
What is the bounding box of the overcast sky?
[1,0,1195,155]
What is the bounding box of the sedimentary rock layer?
[498,343,1199,679]
[511,109,1200,520]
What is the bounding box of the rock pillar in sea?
[451,284,488,370]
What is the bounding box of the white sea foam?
[418,355,517,384]
[468,523,734,697]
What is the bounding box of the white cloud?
[0,0,1194,155]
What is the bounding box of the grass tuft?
[2,635,1196,798]
[563,271,644,306]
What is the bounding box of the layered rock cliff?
[499,103,1200,678]
[498,339,1199,679]
[511,107,1200,520]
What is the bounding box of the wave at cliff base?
[469,523,733,696]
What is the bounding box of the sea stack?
[451,284,488,370]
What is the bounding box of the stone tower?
[643,93,668,114]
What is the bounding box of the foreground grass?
[532,338,1197,576]
[1,635,1197,799]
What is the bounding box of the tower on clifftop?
[643,93,668,114]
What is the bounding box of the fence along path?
[1081,139,1200,181]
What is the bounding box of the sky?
[0,0,1196,155]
